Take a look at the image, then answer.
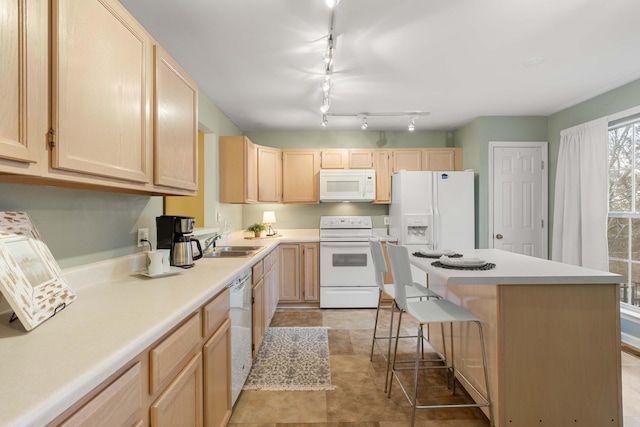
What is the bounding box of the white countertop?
[410,249,624,285]
[0,230,318,427]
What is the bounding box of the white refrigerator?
[389,170,475,251]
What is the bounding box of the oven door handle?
[320,242,371,248]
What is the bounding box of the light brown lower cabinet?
[251,250,280,357]
[252,277,265,357]
[59,362,143,426]
[150,353,203,427]
[279,242,319,305]
[53,289,231,427]
[203,318,232,427]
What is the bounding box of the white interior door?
[489,142,548,258]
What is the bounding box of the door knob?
[496,234,503,240]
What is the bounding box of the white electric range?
[319,216,378,308]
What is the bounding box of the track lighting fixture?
[317,2,428,131]
[322,75,332,93]
[320,95,331,113]
[322,112,429,130]
[360,116,368,130]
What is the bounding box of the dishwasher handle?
[228,271,252,292]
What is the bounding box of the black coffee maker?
[156,215,202,268]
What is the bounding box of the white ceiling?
[120,0,640,132]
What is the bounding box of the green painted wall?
[453,117,548,248]
[244,130,450,150]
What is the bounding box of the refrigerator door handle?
[433,206,441,249]
[432,173,439,250]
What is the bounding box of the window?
[608,115,640,308]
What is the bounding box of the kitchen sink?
[202,245,265,258]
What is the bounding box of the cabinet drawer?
[61,362,142,426]
[202,288,230,339]
[252,259,264,284]
[150,312,202,394]
[263,252,272,271]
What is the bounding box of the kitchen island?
[410,249,624,427]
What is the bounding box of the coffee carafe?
[156,215,203,268]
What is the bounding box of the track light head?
[320,96,331,113]
[360,115,368,130]
[408,117,416,131]
[325,0,340,8]
[321,114,328,127]
[322,76,332,93]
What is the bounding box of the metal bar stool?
[386,243,493,427]
[369,239,440,392]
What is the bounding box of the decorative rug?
[243,327,335,391]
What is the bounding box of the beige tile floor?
[229,308,640,427]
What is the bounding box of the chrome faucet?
[203,233,222,252]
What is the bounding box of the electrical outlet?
[383,216,390,226]
[137,228,149,247]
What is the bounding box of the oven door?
[320,241,375,287]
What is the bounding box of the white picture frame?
[0,211,75,331]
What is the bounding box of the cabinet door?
[320,149,346,169]
[282,150,320,203]
[278,244,301,302]
[150,353,203,427]
[153,45,198,191]
[348,150,374,169]
[301,243,319,302]
[269,249,280,318]
[391,149,422,173]
[61,363,143,426]
[219,136,257,203]
[51,0,152,183]
[246,139,258,203]
[0,0,45,165]
[373,149,391,204]
[203,318,232,427]
[252,278,265,357]
[257,146,281,202]
[422,149,456,171]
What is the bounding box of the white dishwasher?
[228,268,252,405]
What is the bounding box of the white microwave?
[319,169,376,202]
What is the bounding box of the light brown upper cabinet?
[373,149,391,204]
[51,0,153,184]
[0,0,46,168]
[320,150,346,169]
[320,149,374,169]
[422,148,463,171]
[219,136,258,203]
[281,149,320,204]
[348,149,374,169]
[257,146,282,203]
[391,149,422,173]
[153,45,198,192]
[0,0,198,195]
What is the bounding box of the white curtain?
[552,118,609,271]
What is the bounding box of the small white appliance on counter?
[319,215,378,308]
[389,171,475,286]
[319,169,376,202]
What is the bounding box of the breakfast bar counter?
[409,249,624,427]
